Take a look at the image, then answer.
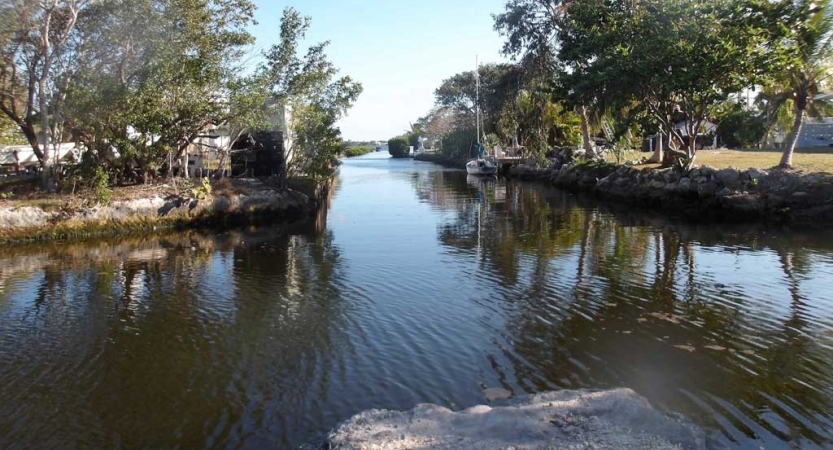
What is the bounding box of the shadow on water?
[411,169,833,450]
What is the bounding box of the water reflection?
[414,170,833,449]
[0,227,353,449]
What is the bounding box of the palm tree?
[777,0,833,168]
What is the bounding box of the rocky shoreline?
[323,389,706,450]
[416,151,833,225]
[0,180,316,244]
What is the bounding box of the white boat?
[466,158,498,175]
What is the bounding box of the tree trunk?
[579,105,596,158]
[38,80,55,192]
[649,132,664,163]
[215,151,228,179]
[780,106,804,169]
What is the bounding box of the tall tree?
[433,63,521,139]
[260,7,362,181]
[0,0,93,190]
[775,0,833,168]
[558,0,786,168]
[65,0,256,183]
[494,0,601,157]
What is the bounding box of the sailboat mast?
[475,56,481,146]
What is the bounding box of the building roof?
[674,120,718,137]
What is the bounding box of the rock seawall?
[0,183,313,243]
[510,156,833,224]
[325,389,706,450]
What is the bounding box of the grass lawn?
[608,147,833,173]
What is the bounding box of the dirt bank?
[325,389,706,450]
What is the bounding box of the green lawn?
[608,147,833,173]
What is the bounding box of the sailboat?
[466,57,498,176]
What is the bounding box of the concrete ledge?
[326,389,705,450]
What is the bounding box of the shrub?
[439,127,477,158]
[343,146,374,157]
[90,167,112,205]
[717,110,766,149]
[191,177,212,199]
[388,137,410,158]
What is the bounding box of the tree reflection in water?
[0,227,353,449]
[414,170,833,449]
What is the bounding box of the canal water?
[2,152,833,449]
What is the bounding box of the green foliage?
[266,8,362,181]
[434,64,522,138]
[388,137,410,158]
[556,0,786,162]
[90,167,113,205]
[717,109,767,148]
[343,146,373,157]
[438,128,477,158]
[191,177,213,200]
[0,115,25,146]
[609,134,638,165]
[64,0,258,180]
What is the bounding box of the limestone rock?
[327,389,706,450]
[715,168,740,186]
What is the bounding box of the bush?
[191,177,212,199]
[717,110,766,149]
[388,137,410,158]
[439,127,477,158]
[343,146,374,157]
[91,166,112,205]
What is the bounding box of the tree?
[435,64,521,133]
[415,107,458,149]
[773,0,833,168]
[558,0,786,167]
[0,0,93,190]
[494,0,601,157]
[261,8,362,181]
[64,0,257,183]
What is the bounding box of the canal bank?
[416,151,833,225]
[0,178,325,244]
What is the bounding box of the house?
[0,143,78,174]
[184,102,294,179]
[797,117,833,149]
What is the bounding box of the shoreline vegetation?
[415,151,833,225]
[342,146,375,158]
[1,4,362,248]
[399,0,833,232]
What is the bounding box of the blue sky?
[249,0,509,141]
